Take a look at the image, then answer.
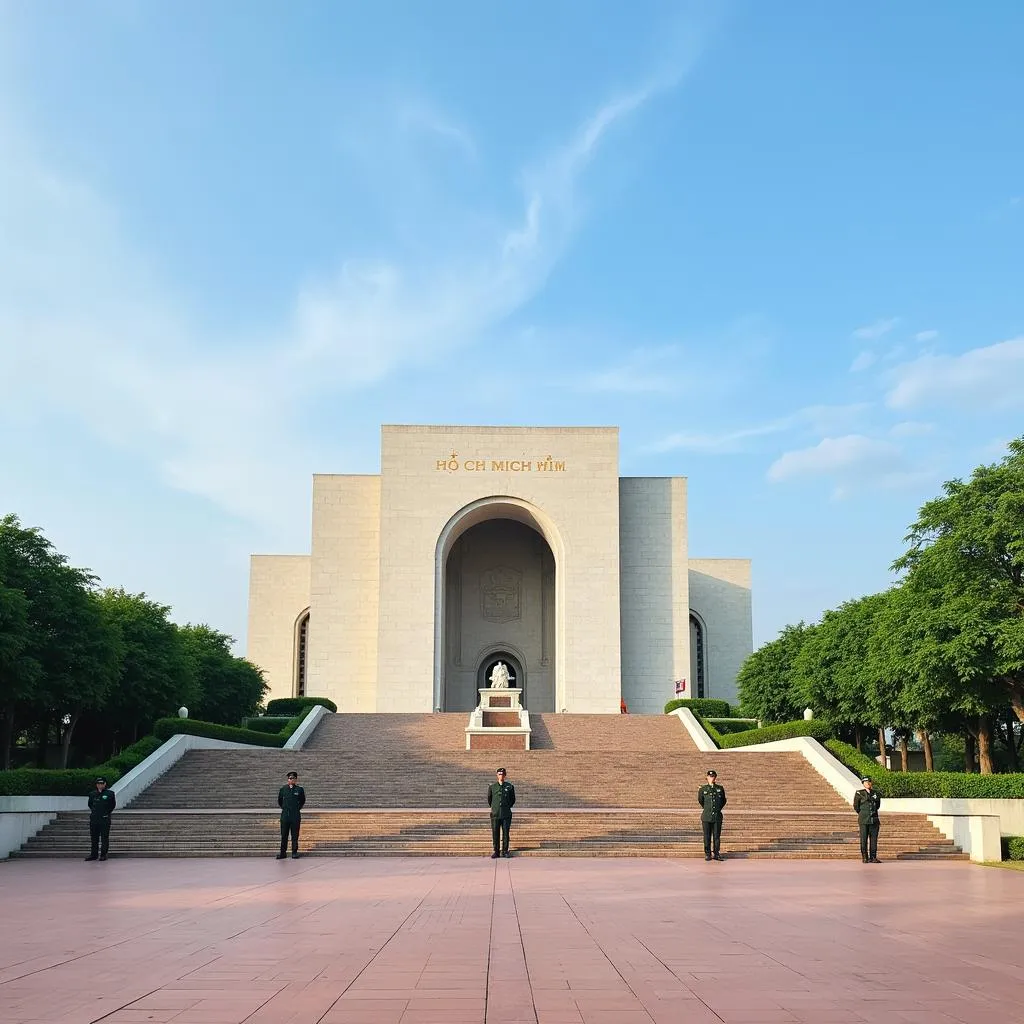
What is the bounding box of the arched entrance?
[434,498,563,713]
[690,611,707,699]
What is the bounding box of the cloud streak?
[650,403,869,454]
[0,67,696,533]
[851,317,900,341]
[886,337,1024,412]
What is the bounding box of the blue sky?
[1,1,1022,652]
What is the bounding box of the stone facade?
[247,425,752,711]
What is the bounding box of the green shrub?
[104,736,163,774]
[0,735,165,796]
[242,716,293,734]
[153,717,289,748]
[1002,836,1024,861]
[266,696,337,716]
[664,698,732,718]
[695,718,833,749]
[825,741,1024,798]
[708,719,759,735]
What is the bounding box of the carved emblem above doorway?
[480,567,522,623]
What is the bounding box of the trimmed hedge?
[266,696,337,716]
[697,717,833,749]
[719,719,834,748]
[0,736,165,796]
[153,717,294,747]
[1002,836,1024,861]
[664,698,732,718]
[707,719,759,736]
[242,716,293,734]
[825,740,1024,799]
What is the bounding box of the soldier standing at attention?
[85,776,116,862]
[698,769,726,861]
[277,770,305,859]
[487,767,516,859]
[853,775,882,863]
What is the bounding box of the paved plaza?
[1,857,1021,1024]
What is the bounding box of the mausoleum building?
[247,425,752,714]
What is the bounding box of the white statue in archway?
[489,661,511,689]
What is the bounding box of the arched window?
[689,612,706,699]
[294,610,310,698]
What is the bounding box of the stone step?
[25,713,962,862]
[18,809,964,861]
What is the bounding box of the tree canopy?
[0,514,267,769]
[734,439,1024,774]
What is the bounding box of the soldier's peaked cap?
[706,770,717,777]
[496,767,507,774]
[286,771,298,779]
[94,776,107,784]
[860,776,872,782]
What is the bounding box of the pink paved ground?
[1,858,1021,1024]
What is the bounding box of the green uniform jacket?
[278,784,306,822]
[697,783,726,822]
[853,788,881,824]
[88,789,116,820]
[488,781,516,819]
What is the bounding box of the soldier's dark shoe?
[713,854,723,861]
[502,851,511,858]
[84,855,98,861]
[291,853,300,859]
[490,852,499,859]
[98,855,107,861]
[704,855,712,861]
[276,853,286,859]
[861,857,869,863]
[870,857,880,863]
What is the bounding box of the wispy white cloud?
[914,329,939,342]
[766,434,926,497]
[0,63,698,532]
[398,101,478,161]
[849,351,876,373]
[851,317,900,341]
[650,403,869,454]
[886,337,1024,412]
[575,346,682,394]
[889,420,935,439]
[767,435,902,482]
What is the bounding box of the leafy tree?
[35,587,123,767]
[795,592,893,753]
[179,624,267,725]
[890,439,1024,772]
[97,589,196,743]
[0,580,34,768]
[0,515,99,768]
[737,622,815,723]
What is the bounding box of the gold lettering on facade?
[435,454,567,473]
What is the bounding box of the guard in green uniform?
[85,776,116,862]
[487,767,516,858]
[698,769,726,861]
[853,776,881,863]
[277,771,306,859]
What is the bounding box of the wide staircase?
[17,714,965,860]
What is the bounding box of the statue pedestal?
[466,688,531,751]
[478,688,522,711]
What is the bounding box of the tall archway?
[293,609,310,698]
[690,611,707,699]
[434,497,563,713]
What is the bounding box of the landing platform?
[1,858,1019,1023]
